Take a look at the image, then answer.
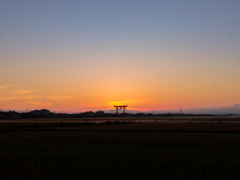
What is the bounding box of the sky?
[1,0,240,112]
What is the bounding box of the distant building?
[96,111,104,116]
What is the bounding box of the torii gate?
[114,105,128,114]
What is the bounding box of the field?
[1,116,240,131]
[1,117,240,179]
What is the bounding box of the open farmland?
[1,117,240,179]
[1,131,240,179]
[1,116,240,131]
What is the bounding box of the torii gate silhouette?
[114,105,127,114]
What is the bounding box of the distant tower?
[180,106,183,114]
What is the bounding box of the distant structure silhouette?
[180,106,183,114]
[114,105,128,114]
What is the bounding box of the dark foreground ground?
[1,131,240,179]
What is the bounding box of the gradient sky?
[1,0,240,112]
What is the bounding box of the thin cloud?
[0,86,9,89]
[0,87,38,101]
[0,84,20,90]
[0,95,39,101]
[29,101,53,106]
[49,95,72,102]
[14,89,36,95]
[88,93,119,97]
[0,96,20,101]
[22,95,40,100]
[11,84,20,87]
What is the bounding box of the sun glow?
[109,100,134,106]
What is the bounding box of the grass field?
[1,131,240,179]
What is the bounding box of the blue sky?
[2,0,240,52]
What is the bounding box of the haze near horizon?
[1,0,240,112]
